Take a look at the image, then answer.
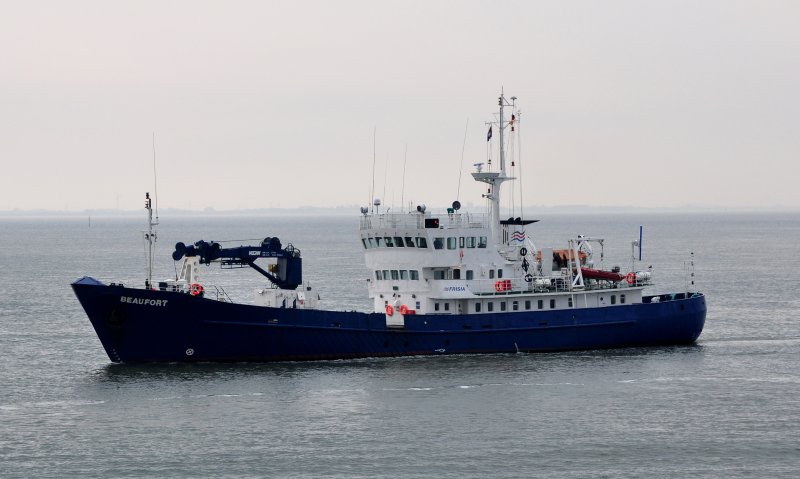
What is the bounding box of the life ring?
[399,304,409,315]
[626,272,635,285]
[190,283,203,296]
[494,281,504,292]
[385,304,394,316]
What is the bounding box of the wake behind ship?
[72,93,706,363]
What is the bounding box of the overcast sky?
[1,0,798,212]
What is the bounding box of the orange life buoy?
[626,272,635,285]
[385,304,394,316]
[399,304,409,315]
[494,281,504,292]
[190,283,203,296]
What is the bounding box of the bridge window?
[384,237,394,247]
[478,236,488,248]
[447,237,457,249]
[466,270,474,280]
[375,237,384,247]
[475,302,481,313]
[410,270,419,280]
[405,237,414,247]
[382,270,390,279]
[375,271,382,280]
[466,237,476,248]
[391,270,399,280]
[434,270,445,280]
[362,238,368,249]
[394,236,404,247]
[459,237,465,248]
[550,299,556,309]
[434,237,444,249]
[368,237,376,248]
[416,237,428,248]
[400,270,409,280]
[487,302,494,312]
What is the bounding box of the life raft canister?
[385,304,394,316]
[626,272,635,285]
[399,304,409,315]
[190,283,204,296]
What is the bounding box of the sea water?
[0,212,798,478]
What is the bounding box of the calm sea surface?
[1,212,799,478]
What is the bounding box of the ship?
[72,93,706,363]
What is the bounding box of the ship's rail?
[360,212,488,231]
[465,276,652,296]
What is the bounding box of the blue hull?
[72,277,706,363]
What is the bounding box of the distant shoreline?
[1,205,798,218]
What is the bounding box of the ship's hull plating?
[72,277,706,363]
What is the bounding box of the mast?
[144,192,158,288]
[473,92,516,246]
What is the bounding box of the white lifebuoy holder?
[626,272,635,285]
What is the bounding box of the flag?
[487,126,492,141]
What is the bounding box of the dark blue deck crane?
[171,237,302,290]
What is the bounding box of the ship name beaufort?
[120,296,168,307]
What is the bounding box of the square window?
[410,270,419,280]
[500,302,507,311]
[434,238,444,249]
[512,301,519,311]
[538,299,543,309]
[466,270,474,280]
[525,300,531,310]
[444,302,450,311]
[447,237,457,249]
[497,269,503,279]
[478,236,488,248]
[466,237,476,248]
[550,299,556,309]
[434,302,440,311]
[488,302,494,312]
[489,270,495,279]
[611,295,616,305]
[475,302,481,312]
[621,294,626,304]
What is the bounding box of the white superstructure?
[360,93,652,327]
